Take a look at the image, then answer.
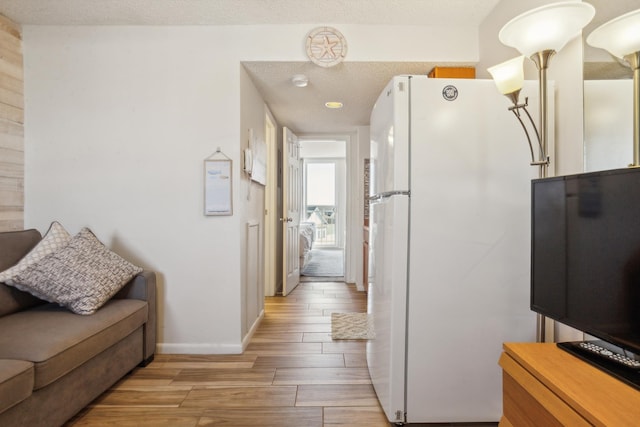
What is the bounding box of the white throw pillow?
[11,227,143,315]
[0,221,71,284]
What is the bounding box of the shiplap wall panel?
[0,15,20,39]
[0,86,23,109]
[0,73,23,96]
[0,14,23,231]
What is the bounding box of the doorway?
[299,138,346,279]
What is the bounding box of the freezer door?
[366,194,409,424]
[404,78,541,422]
[370,76,410,195]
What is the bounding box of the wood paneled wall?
[0,14,23,231]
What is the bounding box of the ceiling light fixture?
[291,74,309,88]
[325,101,343,109]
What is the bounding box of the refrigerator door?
[366,193,409,424]
[370,76,410,196]
[404,78,542,422]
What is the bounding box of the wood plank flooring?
[67,281,389,427]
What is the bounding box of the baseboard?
[156,342,243,354]
[156,310,265,355]
[352,281,364,292]
[242,309,265,351]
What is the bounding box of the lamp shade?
[586,8,640,59]
[499,1,595,57]
[487,56,525,95]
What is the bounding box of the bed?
[299,222,315,270]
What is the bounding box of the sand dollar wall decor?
[306,26,347,67]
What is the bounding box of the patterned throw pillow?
[11,228,143,315]
[0,221,71,284]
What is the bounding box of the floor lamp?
[488,1,595,343]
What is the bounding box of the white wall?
[299,139,346,159]
[22,23,480,353]
[239,65,268,342]
[584,80,633,172]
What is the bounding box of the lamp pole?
[530,49,556,343]
[626,52,640,167]
[530,50,555,179]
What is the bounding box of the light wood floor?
[66,281,390,427]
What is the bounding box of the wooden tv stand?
[499,342,640,426]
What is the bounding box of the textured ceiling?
[0,0,500,26]
[242,61,475,134]
[1,0,503,134]
[3,1,638,133]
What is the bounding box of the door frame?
[267,129,366,290]
[264,112,278,297]
[298,133,355,284]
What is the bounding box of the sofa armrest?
[114,270,156,362]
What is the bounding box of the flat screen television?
[531,167,640,387]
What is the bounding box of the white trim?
[157,343,243,355]
[298,133,354,282]
[264,111,278,297]
[243,309,265,351]
[157,309,265,355]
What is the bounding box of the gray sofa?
[0,228,156,427]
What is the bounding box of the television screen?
[531,167,640,356]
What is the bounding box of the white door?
[282,127,301,296]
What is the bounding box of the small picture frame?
[204,159,232,216]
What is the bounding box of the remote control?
[578,342,640,369]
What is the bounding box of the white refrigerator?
[367,76,545,424]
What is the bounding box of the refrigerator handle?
[369,191,410,204]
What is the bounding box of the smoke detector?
[291,74,309,87]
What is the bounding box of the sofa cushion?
[0,228,47,317]
[0,221,70,285]
[0,359,33,414]
[0,284,46,319]
[11,228,143,315]
[0,228,42,272]
[0,298,147,390]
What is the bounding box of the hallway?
[67,281,388,426]
[301,248,345,277]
